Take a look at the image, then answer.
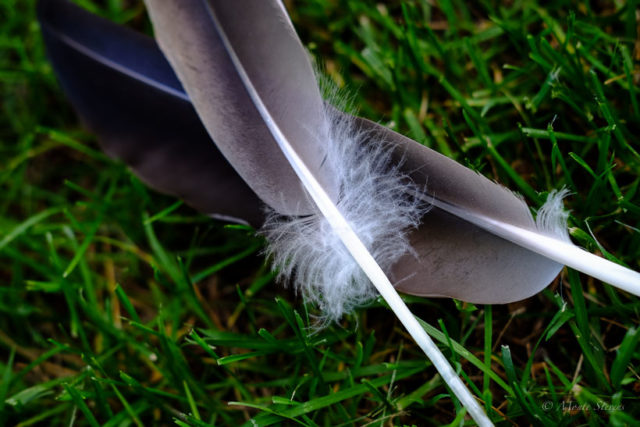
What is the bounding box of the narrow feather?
[261,97,425,323]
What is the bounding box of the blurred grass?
[1,0,640,425]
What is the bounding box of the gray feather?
[143,0,564,304]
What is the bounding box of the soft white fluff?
[261,104,425,323]
[536,188,571,242]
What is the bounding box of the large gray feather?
[143,0,565,304]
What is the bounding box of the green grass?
[2,0,640,425]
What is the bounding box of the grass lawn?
[1,0,640,425]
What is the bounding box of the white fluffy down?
[536,188,571,242]
[261,105,425,323]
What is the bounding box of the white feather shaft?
[204,5,493,425]
[430,198,640,295]
[281,156,492,426]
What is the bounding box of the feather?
[37,0,264,225]
[139,0,566,306]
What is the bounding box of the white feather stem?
[430,197,640,295]
[204,6,493,426]
[274,156,492,426]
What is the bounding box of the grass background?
[1,0,640,425]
